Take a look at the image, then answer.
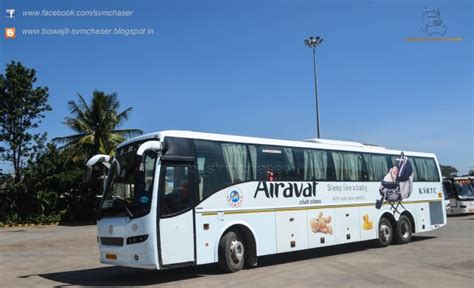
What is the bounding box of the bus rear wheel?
[395,215,412,244]
[218,230,245,273]
[376,218,393,247]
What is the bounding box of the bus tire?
[395,215,412,244]
[376,218,393,247]
[218,230,245,273]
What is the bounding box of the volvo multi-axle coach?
[443,177,474,215]
[87,130,446,272]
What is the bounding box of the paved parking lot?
[1,215,473,287]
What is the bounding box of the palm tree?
[53,91,143,160]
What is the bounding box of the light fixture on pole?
[304,36,323,139]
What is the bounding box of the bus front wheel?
[218,230,245,273]
[376,218,393,247]
[395,215,412,244]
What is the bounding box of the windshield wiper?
[112,196,135,218]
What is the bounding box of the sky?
[0,0,472,174]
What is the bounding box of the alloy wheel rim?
[400,221,410,240]
[380,223,391,243]
[230,239,244,263]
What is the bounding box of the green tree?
[0,61,51,180]
[21,144,93,222]
[440,165,458,177]
[0,143,94,223]
[52,91,142,160]
[468,170,474,176]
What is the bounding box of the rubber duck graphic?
[363,214,373,230]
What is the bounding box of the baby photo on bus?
[376,153,414,210]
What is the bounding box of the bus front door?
[158,163,195,266]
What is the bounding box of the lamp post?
[304,36,323,139]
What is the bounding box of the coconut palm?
[53,91,143,160]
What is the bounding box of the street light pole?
[304,36,323,139]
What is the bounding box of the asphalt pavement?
[0,215,473,287]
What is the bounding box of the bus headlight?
[126,234,148,245]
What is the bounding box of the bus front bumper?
[98,233,158,269]
[447,207,474,215]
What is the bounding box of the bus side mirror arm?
[86,154,111,168]
[85,154,111,183]
[136,141,162,156]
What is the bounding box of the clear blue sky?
[1,0,472,174]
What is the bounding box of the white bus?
[443,177,474,215]
[87,130,446,272]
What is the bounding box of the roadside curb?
[0,222,60,228]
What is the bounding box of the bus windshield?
[456,182,474,200]
[100,143,157,218]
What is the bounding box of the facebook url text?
[22,9,134,17]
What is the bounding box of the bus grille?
[100,237,124,246]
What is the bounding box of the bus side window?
[331,151,365,181]
[408,158,418,181]
[255,146,297,181]
[221,143,253,184]
[194,140,231,199]
[413,157,440,182]
[363,153,390,181]
[443,180,453,199]
[196,157,205,201]
[293,148,329,181]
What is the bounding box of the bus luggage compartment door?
[334,207,360,243]
[275,211,308,253]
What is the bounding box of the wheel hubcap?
[400,221,410,239]
[380,224,391,243]
[230,239,244,263]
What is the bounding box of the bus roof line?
[302,138,386,149]
[117,130,436,158]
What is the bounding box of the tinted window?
[294,148,330,181]
[363,154,391,181]
[331,151,366,181]
[253,146,297,181]
[161,166,191,216]
[443,180,453,199]
[194,140,231,200]
[194,140,442,191]
[413,157,440,181]
[221,143,253,184]
[408,158,418,180]
[194,140,255,200]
